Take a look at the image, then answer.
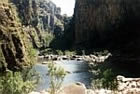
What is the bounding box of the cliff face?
[74,0,140,71]
[12,0,64,48]
[0,0,65,71]
[0,2,35,71]
[74,0,140,48]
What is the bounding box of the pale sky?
[51,0,75,16]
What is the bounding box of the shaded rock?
[74,0,140,49]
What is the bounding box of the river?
[33,60,94,91]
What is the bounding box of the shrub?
[0,69,39,94]
[92,69,118,90]
[64,50,76,56]
[27,46,37,66]
[44,32,54,47]
[101,69,118,90]
[48,62,66,94]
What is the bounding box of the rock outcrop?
[74,0,140,48]
[12,0,63,32]
[117,75,140,94]
[0,1,35,71]
[12,0,64,48]
[0,0,66,71]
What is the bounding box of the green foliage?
[101,69,118,90]
[44,32,54,47]
[22,67,40,82]
[64,50,76,56]
[56,50,63,55]
[27,45,37,65]
[0,69,39,94]
[29,48,37,58]
[92,69,118,90]
[40,48,56,55]
[0,48,6,69]
[48,62,66,94]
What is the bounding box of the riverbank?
[35,54,140,94]
[29,76,140,94]
[30,75,140,94]
[29,82,111,94]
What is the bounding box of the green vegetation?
[48,62,66,94]
[0,47,6,71]
[48,17,74,50]
[91,57,119,91]
[92,69,118,90]
[56,50,63,55]
[44,32,54,47]
[0,69,39,94]
[101,69,118,90]
[64,50,76,56]
[27,45,37,66]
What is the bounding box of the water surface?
[34,60,94,91]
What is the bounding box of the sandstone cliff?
[74,0,140,74]
[12,0,64,48]
[74,0,140,48]
[0,2,35,71]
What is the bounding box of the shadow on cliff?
[50,17,75,50]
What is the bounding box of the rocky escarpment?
[74,0,140,74]
[74,0,140,48]
[0,2,35,71]
[12,0,64,48]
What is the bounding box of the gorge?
[0,0,140,94]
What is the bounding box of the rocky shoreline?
[38,53,112,64]
[29,75,140,94]
[36,54,140,94]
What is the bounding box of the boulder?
[59,82,86,94]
